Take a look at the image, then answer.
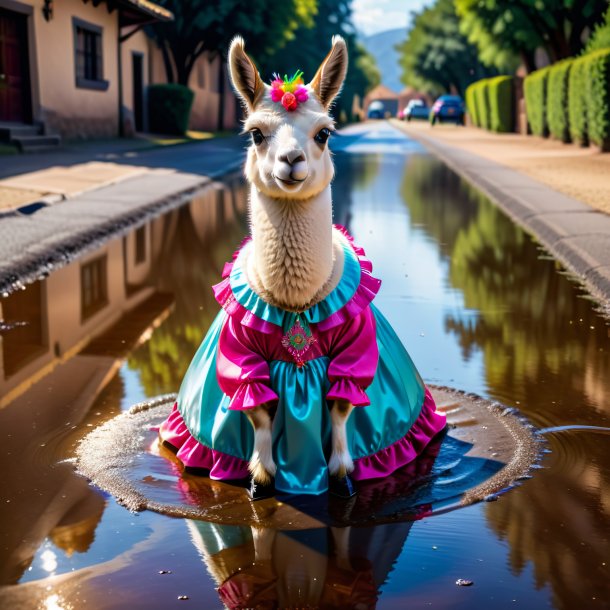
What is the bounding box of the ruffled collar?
[212,226,381,334]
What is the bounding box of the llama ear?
[309,36,348,109]
[228,36,265,112]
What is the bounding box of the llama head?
[228,36,348,201]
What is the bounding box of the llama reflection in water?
[187,520,415,609]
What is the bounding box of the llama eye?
[314,128,331,145]
[250,129,265,146]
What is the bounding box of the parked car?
[367,101,385,119]
[430,95,465,125]
[404,99,430,121]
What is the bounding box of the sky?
[351,0,430,36]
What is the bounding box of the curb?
[390,120,610,312]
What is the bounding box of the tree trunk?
[160,40,175,83]
[520,50,537,74]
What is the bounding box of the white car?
[404,99,430,121]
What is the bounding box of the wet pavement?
[0,123,609,609]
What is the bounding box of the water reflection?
[126,183,248,394]
[401,155,609,424]
[401,154,610,609]
[188,520,411,609]
[0,176,247,585]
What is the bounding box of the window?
[72,18,108,90]
[81,255,108,321]
[134,226,146,264]
[1,280,47,378]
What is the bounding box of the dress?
[159,226,447,496]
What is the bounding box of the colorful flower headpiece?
[270,70,309,111]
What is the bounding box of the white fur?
[249,426,276,484]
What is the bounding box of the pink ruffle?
[159,404,250,480]
[211,227,381,333]
[212,275,278,335]
[351,388,447,481]
[327,379,370,406]
[228,382,279,411]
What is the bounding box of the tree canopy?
[397,0,497,97]
[260,0,380,121]
[455,0,609,73]
[146,0,317,86]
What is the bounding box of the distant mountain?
[361,28,407,94]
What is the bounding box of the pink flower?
[295,86,309,103]
[282,92,297,111]
[270,87,283,102]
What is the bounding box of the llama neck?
[248,186,335,311]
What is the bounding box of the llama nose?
[279,149,306,166]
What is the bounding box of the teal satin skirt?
[177,304,426,495]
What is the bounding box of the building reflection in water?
[0,175,247,585]
[402,155,610,610]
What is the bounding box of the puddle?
[76,387,540,528]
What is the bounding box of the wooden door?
[0,9,30,123]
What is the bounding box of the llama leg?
[330,526,353,571]
[328,400,355,479]
[251,526,276,562]
[245,404,276,486]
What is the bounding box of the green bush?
[488,76,514,133]
[568,56,589,146]
[547,59,573,143]
[524,67,550,137]
[474,80,491,130]
[586,48,610,151]
[148,84,195,135]
[465,82,479,127]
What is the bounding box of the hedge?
[586,48,610,151]
[568,56,590,146]
[465,83,479,127]
[473,80,490,130]
[148,84,195,135]
[524,67,550,137]
[547,59,573,143]
[488,76,514,133]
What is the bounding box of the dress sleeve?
[326,306,378,406]
[216,316,279,410]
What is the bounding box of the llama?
[159,36,447,500]
[228,35,356,493]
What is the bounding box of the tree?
[146,0,317,128]
[260,0,380,122]
[396,0,497,97]
[456,0,609,73]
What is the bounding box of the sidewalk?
[0,135,247,294]
[391,120,610,214]
[391,119,610,308]
[0,132,241,213]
